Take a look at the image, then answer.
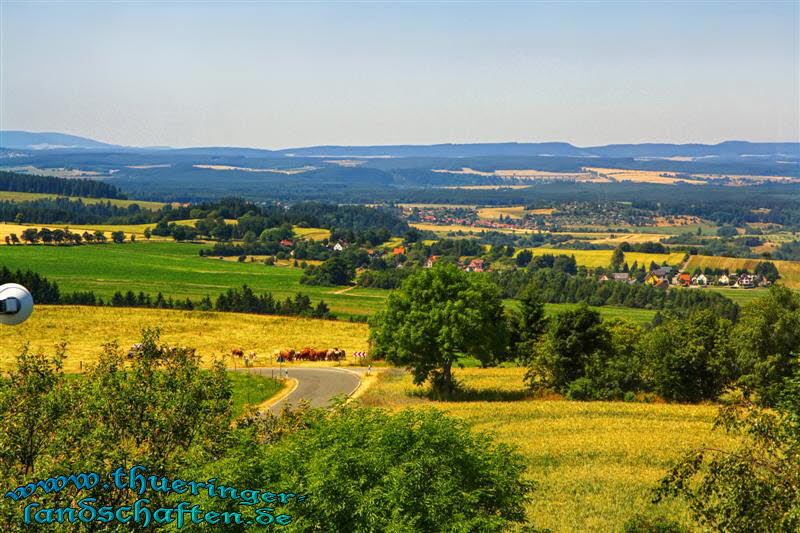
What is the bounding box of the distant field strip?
[583,167,707,185]
[193,164,315,174]
[0,190,166,210]
[522,247,686,268]
[477,206,556,219]
[432,167,601,181]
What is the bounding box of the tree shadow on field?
[408,384,532,403]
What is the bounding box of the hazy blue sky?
[1,1,797,148]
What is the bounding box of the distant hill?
[278,141,800,159]
[0,131,124,150]
[2,131,797,159]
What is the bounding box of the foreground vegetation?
[0,330,532,532]
[358,367,735,531]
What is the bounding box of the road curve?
[243,367,362,413]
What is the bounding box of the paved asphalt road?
[244,367,363,413]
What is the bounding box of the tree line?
[370,264,796,408]
[0,170,125,198]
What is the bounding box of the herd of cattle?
[126,344,351,363]
[231,347,347,363]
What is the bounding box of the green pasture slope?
[0,241,387,318]
[3,241,680,323]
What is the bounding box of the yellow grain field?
[477,206,556,219]
[523,247,686,268]
[0,306,369,373]
[584,167,708,185]
[359,367,736,532]
[292,226,332,240]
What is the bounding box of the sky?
[1,1,798,148]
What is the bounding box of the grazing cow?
[326,348,345,361]
[231,348,244,359]
[277,349,295,362]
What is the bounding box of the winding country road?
[243,367,363,413]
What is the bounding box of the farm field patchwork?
[0,305,370,373]
[358,367,736,532]
[0,241,386,317]
[0,190,166,210]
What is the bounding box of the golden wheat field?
[685,254,800,288]
[521,247,686,268]
[411,223,541,235]
[0,221,203,242]
[291,226,332,240]
[584,167,708,185]
[0,219,331,244]
[358,367,736,532]
[0,306,370,373]
[477,206,556,219]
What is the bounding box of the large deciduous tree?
[369,264,507,397]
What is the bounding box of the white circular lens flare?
[0,284,34,325]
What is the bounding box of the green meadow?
[0,241,386,318]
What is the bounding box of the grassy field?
[544,303,656,324]
[0,190,166,210]
[0,241,387,317]
[228,372,284,417]
[359,367,736,532]
[0,305,370,373]
[685,254,800,288]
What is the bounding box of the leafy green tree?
[754,261,780,283]
[370,264,507,396]
[641,310,734,403]
[654,374,800,532]
[21,228,38,244]
[525,304,612,394]
[301,255,355,286]
[516,249,533,267]
[610,246,626,271]
[732,286,800,405]
[508,284,548,360]
[111,230,125,243]
[195,406,534,532]
[0,329,233,530]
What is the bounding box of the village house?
[279,239,293,248]
[332,242,345,252]
[692,273,708,286]
[424,255,440,268]
[735,274,756,289]
[392,246,406,256]
[464,258,486,273]
[644,267,672,287]
[717,274,731,286]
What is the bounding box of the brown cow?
[231,348,244,358]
